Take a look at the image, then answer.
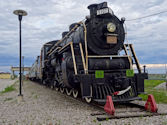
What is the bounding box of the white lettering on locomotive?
[97,8,113,15]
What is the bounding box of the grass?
[34,95,38,99]
[139,79,167,104]
[0,85,16,94]
[144,80,166,88]
[162,120,167,125]
[4,97,13,101]
[148,74,166,79]
[0,80,18,94]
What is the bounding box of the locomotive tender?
[29,2,148,103]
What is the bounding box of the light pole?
[13,10,27,97]
[22,56,24,85]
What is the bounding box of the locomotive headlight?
[107,23,116,32]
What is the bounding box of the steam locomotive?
[29,2,148,103]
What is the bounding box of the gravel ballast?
[0,80,167,125]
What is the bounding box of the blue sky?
[0,0,167,72]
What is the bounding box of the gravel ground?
[0,79,17,92]
[0,80,167,125]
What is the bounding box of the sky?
[0,0,167,72]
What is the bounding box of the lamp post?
[22,56,24,85]
[13,10,27,97]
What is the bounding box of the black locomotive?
[29,2,148,103]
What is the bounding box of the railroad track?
[32,80,167,121]
[90,102,167,121]
[61,92,167,121]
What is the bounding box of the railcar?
[29,56,40,80]
[29,2,148,103]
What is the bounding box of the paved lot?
[155,82,167,90]
[0,79,17,92]
[0,80,167,125]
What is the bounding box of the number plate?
[126,69,134,77]
[107,36,117,44]
[97,8,113,15]
[95,70,104,78]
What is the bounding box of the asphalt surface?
[0,79,17,92]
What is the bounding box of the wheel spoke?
[72,90,78,98]
[84,86,92,103]
[66,88,72,96]
[50,85,54,89]
[85,97,92,103]
[60,87,64,93]
[55,87,59,91]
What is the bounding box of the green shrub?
[1,85,16,94]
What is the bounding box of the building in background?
[0,72,11,79]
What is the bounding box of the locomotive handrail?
[79,43,86,74]
[123,44,133,69]
[50,47,61,55]
[58,42,72,53]
[47,20,89,74]
[56,42,78,75]
[46,19,141,75]
[70,43,78,75]
[81,21,88,74]
[129,44,141,73]
[124,44,141,73]
[87,55,129,58]
[48,21,82,56]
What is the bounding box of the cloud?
[0,0,167,71]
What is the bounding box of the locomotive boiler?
[29,2,148,103]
